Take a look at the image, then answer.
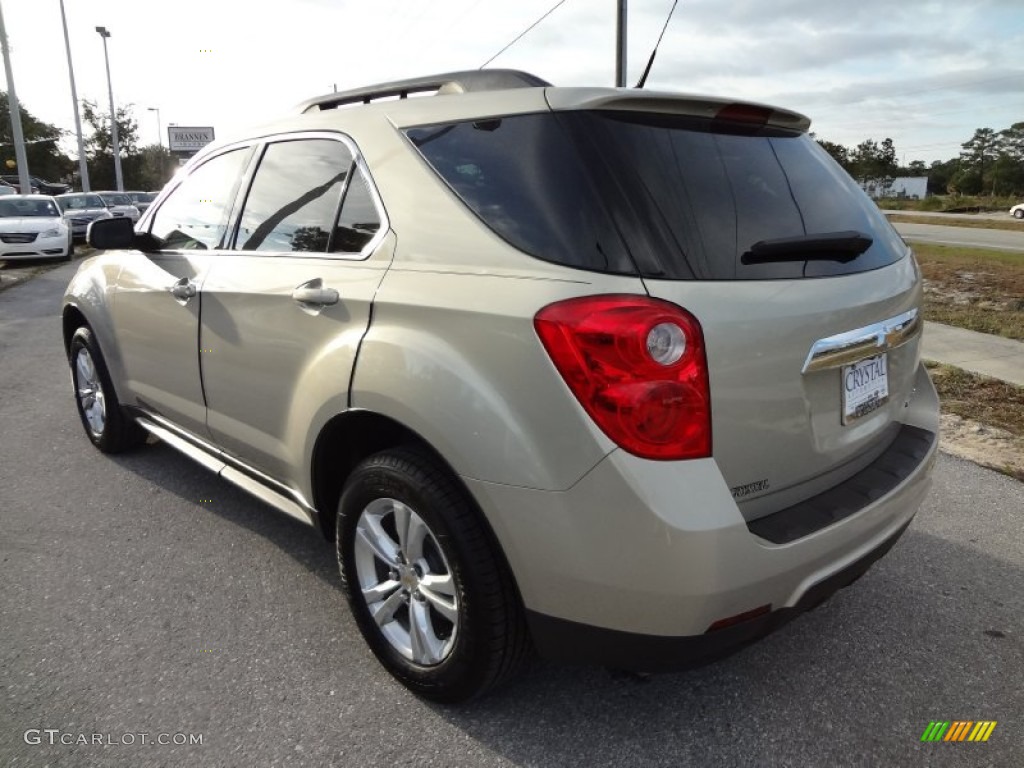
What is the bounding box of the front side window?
[149,148,249,250]
[235,139,354,253]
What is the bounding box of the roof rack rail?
[296,69,552,113]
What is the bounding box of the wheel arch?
[310,409,528,611]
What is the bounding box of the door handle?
[169,278,197,301]
[292,278,339,308]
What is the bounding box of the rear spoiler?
[544,88,811,133]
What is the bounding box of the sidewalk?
[923,321,1024,387]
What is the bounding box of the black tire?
[336,447,529,703]
[1014,209,1024,220]
[69,326,145,453]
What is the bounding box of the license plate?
[842,354,889,424]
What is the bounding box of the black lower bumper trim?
[526,517,913,673]
[747,424,935,544]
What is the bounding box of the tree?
[927,158,958,195]
[123,144,175,191]
[1000,122,1024,160]
[815,138,850,170]
[849,137,898,194]
[0,91,72,182]
[959,128,1001,194]
[82,99,140,189]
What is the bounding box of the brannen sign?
[168,126,216,152]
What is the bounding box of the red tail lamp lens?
[534,295,711,460]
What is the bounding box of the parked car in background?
[1011,203,1024,220]
[96,191,141,223]
[0,183,16,196]
[0,194,72,261]
[63,69,940,702]
[0,175,69,196]
[55,193,113,240]
[126,191,157,214]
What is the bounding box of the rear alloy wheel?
[337,448,529,703]
[69,326,145,453]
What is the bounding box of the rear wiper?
[741,231,873,265]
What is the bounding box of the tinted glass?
[406,115,635,275]
[58,194,105,210]
[236,139,353,253]
[566,111,906,279]
[102,193,132,206]
[149,149,248,250]
[0,198,59,217]
[407,112,905,280]
[332,168,381,253]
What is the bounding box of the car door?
[199,134,392,483]
[110,146,252,435]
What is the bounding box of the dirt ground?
[938,413,1024,481]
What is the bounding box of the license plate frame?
[841,353,889,425]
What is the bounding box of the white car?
[0,194,73,261]
[96,191,142,224]
[1011,203,1024,220]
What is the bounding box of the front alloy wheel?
[68,326,144,453]
[74,346,106,438]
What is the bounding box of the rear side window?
[406,116,636,275]
[406,112,906,280]
[235,139,354,253]
[333,168,381,254]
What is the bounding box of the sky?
[3,0,1023,166]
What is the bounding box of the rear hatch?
[404,92,921,520]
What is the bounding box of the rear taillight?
[534,295,711,461]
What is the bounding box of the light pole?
[60,0,90,191]
[615,0,627,87]
[0,0,31,193]
[95,26,123,191]
[147,107,162,148]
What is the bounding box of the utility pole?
[0,0,31,193]
[615,0,627,87]
[60,0,90,191]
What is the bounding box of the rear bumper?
[526,515,912,672]
[464,362,938,670]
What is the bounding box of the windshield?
[0,198,60,218]
[101,194,132,206]
[130,192,156,203]
[58,194,105,211]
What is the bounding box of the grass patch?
[879,195,1021,213]
[928,363,1024,435]
[914,244,1024,341]
[888,213,1024,232]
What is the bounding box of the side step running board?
[136,417,316,528]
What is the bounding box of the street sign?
[167,126,215,152]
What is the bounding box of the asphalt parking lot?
[1,263,1022,767]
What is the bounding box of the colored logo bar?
[921,721,997,742]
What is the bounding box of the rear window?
[405,111,906,280]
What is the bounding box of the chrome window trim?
[802,308,920,374]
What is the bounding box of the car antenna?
[635,0,679,89]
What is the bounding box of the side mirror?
[88,216,136,249]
